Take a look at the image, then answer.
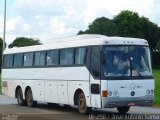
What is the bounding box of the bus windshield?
[102,46,152,79]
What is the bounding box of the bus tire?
[26,88,37,107]
[17,88,26,106]
[77,92,89,114]
[117,106,130,114]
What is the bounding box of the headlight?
[146,89,154,95]
[146,90,150,95]
[108,90,119,97]
[113,91,118,96]
[150,90,154,94]
[108,91,112,96]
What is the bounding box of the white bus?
[2,34,154,114]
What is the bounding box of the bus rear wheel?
[26,88,37,107]
[17,88,26,106]
[77,92,89,114]
[117,106,130,114]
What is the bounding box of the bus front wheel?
[17,88,26,106]
[26,88,37,107]
[77,92,90,114]
[117,106,130,114]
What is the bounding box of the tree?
[157,40,160,53]
[9,37,42,48]
[78,10,160,52]
[113,11,160,51]
[141,17,160,51]
[78,10,160,66]
[113,10,144,38]
[78,17,117,36]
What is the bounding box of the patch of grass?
[153,69,160,105]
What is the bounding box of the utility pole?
[1,0,7,68]
[1,0,7,93]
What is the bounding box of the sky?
[0,0,160,45]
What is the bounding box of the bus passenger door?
[89,46,101,108]
[58,81,68,104]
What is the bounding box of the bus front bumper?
[102,95,154,108]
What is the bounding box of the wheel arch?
[15,85,22,98]
[25,86,31,99]
[74,88,84,105]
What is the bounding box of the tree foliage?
[9,37,42,48]
[78,10,160,52]
[78,17,117,36]
[141,17,160,51]
[157,40,160,52]
[113,11,144,38]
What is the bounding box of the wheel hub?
[79,98,85,109]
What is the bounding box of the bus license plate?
[128,102,135,106]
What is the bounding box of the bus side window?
[14,53,23,67]
[75,47,86,65]
[46,50,59,65]
[24,52,34,67]
[3,54,14,68]
[60,48,74,65]
[90,46,100,78]
[34,51,46,66]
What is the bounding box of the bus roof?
[4,34,148,54]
